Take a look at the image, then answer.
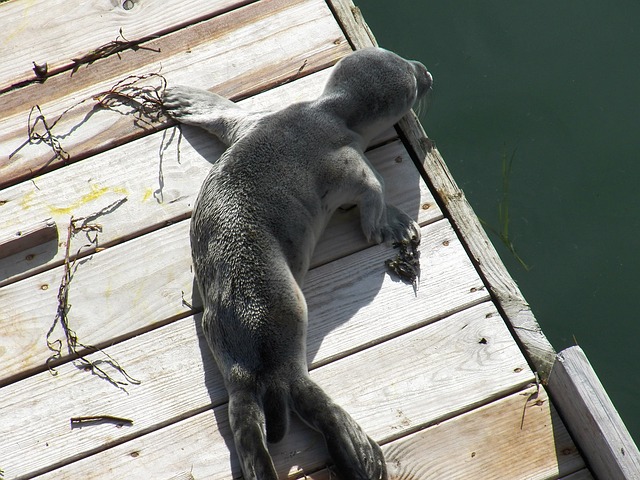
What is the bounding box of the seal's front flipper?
[358,181,420,247]
[162,85,264,146]
[382,203,421,246]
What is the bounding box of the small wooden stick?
[70,415,133,427]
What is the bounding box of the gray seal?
[162,47,432,480]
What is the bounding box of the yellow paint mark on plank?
[47,184,128,216]
[141,188,153,203]
[19,190,36,210]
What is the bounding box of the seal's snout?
[412,61,433,97]
[425,69,434,88]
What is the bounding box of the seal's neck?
[315,93,410,146]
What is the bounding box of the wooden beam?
[0,217,57,259]
[0,0,254,92]
[326,0,378,50]
[30,384,584,479]
[549,346,640,479]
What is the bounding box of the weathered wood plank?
[0,0,254,92]
[298,387,584,480]
[549,346,640,480]
[0,129,436,286]
[0,219,483,385]
[0,0,351,189]
[13,302,532,479]
[326,0,378,50]
[397,106,558,380]
[559,469,596,480]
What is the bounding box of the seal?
[162,47,432,480]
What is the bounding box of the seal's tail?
[290,375,388,480]
[264,385,290,443]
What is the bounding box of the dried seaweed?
[25,105,71,162]
[385,235,421,293]
[94,72,167,127]
[12,72,168,165]
[46,200,140,393]
[13,29,165,163]
[154,123,183,203]
[71,28,160,76]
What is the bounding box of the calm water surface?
[359,0,640,441]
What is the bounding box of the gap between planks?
[0,218,483,386]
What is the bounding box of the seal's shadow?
[176,123,228,165]
[184,121,423,475]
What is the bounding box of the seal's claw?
[383,204,421,247]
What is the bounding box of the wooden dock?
[1,0,638,478]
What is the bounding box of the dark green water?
[359,0,640,441]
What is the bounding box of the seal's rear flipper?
[228,390,278,480]
[290,375,388,480]
[162,85,265,146]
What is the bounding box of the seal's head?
[320,48,432,139]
